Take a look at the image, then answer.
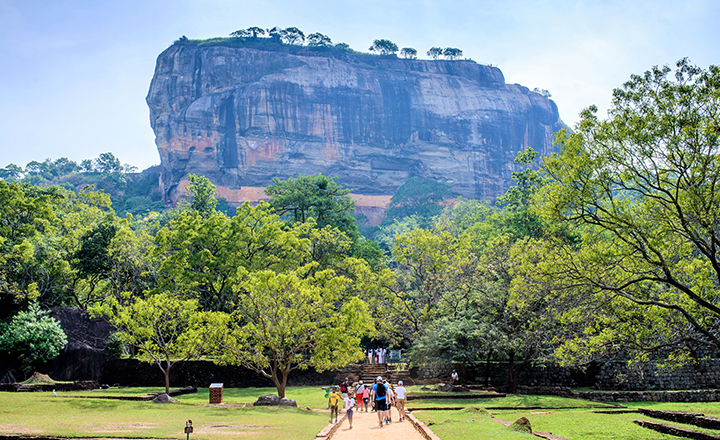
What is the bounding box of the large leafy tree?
[265,174,359,241]
[533,59,720,362]
[0,182,115,313]
[383,177,452,226]
[97,293,221,394]
[215,266,373,397]
[152,202,307,312]
[0,301,68,375]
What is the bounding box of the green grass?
[413,399,720,440]
[71,386,331,409]
[0,387,332,440]
[407,393,616,409]
[413,408,534,440]
[7,388,720,440]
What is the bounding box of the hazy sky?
[1,0,718,169]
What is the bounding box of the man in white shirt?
[395,380,407,422]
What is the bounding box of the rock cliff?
[147,40,564,222]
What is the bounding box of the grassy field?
[5,387,720,439]
[412,399,720,440]
[0,386,331,440]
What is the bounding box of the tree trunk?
[507,350,516,393]
[161,361,172,394]
[485,349,493,388]
[271,373,286,398]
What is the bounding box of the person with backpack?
[339,378,349,399]
[370,376,388,427]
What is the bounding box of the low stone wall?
[0,381,99,392]
[514,386,720,403]
[595,360,720,390]
[410,360,720,392]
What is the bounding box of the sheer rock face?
[147,42,564,218]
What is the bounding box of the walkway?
[329,408,425,440]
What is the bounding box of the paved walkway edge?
[406,413,443,440]
[314,413,348,439]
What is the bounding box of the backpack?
[340,383,348,393]
[376,383,386,398]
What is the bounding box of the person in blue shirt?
[370,376,389,427]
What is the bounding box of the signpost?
[184,420,193,440]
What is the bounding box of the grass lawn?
[0,386,332,440]
[412,397,720,440]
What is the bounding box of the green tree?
[281,27,305,45]
[383,177,452,225]
[400,47,417,59]
[533,59,720,363]
[215,266,372,397]
[265,174,358,240]
[185,174,217,218]
[152,202,308,312]
[0,164,23,182]
[0,302,68,375]
[70,220,121,308]
[230,29,251,37]
[268,26,283,42]
[80,159,94,172]
[94,153,123,174]
[443,47,463,60]
[369,39,398,55]
[427,47,443,60]
[97,293,220,394]
[307,32,332,47]
[246,26,265,38]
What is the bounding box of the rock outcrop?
[147,40,564,222]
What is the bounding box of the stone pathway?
[329,408,425,440]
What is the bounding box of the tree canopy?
[369,39,399,55]
[0,301,67,375]
[530,59,720,364]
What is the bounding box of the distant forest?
[0,154,168,217]
[174,26,465,62]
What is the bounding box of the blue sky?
[1,0,718,169]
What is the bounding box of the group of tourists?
[328,376,407,428]
[367,347,389,364]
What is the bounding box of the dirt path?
[330,408,425,440]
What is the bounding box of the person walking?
[340,378,350,399]
[362,385,370,412]
[355,380,365,411]
[344,394,356,429]
[384,380,395,423]
[395,380,407,422]
[370,376,388,427]
[328,386,341,424]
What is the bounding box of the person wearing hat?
[395,380,407,422]
[355,380,365,411]
[370,376,389,427]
